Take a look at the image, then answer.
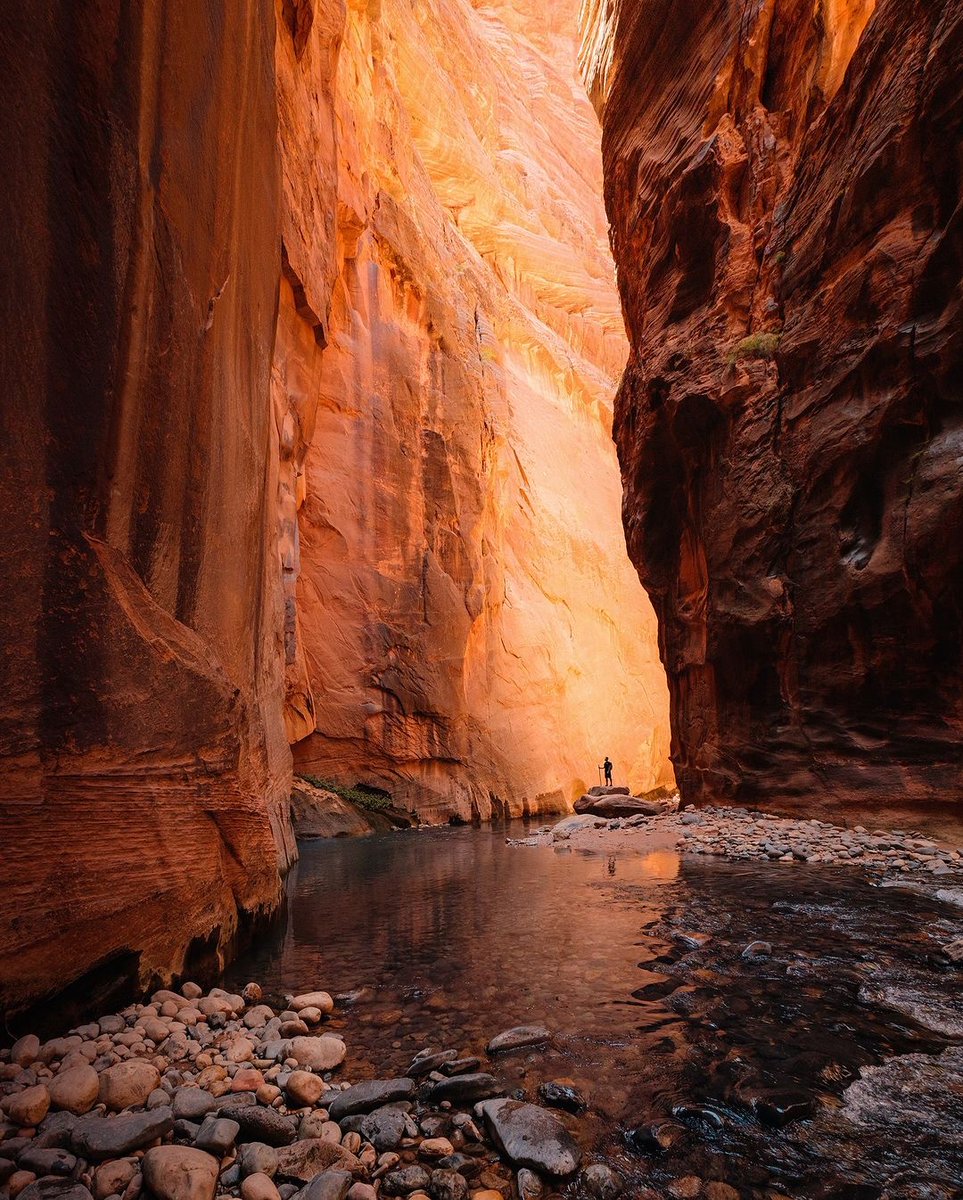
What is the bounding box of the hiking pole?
[597,764,603,786]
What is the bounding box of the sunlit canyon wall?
[581,0,963,819]
[281,0,672,820]
[0,0,670,1013]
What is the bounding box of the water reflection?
[226,823,963,1196]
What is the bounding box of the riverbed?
[226,822,963,1198]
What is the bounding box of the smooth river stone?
[477,1099,581,1177]
[141,1147,219,1200]
[428,1075,502,1105]
[288,1038,346,1073]
[327,1079,414,1122]
[71,1107,174,1160]
[486,1026,549,1055]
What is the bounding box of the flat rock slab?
[428,1074,502,1105]
[72,1107,174,1160]
[294,1171,353,1200]
[327,1079,414,1121]
[487,1026,550,1055]
[478,1099,581,1177]
[574,795,662,818]
[408,1049,459,1077]
[274,1139,361,1183]
[586,786,631,797]
[18,1183,93,1200]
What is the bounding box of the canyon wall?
[0,0,294,1016]
[0,0,670,1012]
[284,0,672,819]
[583,0,963,818]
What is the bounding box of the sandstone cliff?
[0,2,295,1016]
[583,0,963,819]
[0,0,670,1013]
[282,0,672,819]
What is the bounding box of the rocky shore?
[514,805,963,886]
[0,988,631,1200]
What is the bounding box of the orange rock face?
[584,0,963,819]
[0,0,669,1013]
[282,0,672,819]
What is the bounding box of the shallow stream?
[226,822,963,1199]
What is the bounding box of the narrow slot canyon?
[1,1,962,1198]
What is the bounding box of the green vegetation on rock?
[296,774,393,812]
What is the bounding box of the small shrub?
[296,774,393,812]
[726,332,782,366]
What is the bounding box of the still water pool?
[226,822,963,1198]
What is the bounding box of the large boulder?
[477,1099,580,1178]
[573,795,662,817]
[141,1147,219,1200]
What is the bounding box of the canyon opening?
[1,1,962,1199]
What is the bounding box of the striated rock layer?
[583,0,963,819]
[0,0,670,1011]
[284,0,672,819]
[0,0,295,1016]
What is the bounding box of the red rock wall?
[0,0,295,1016]
[283,0,672,820]
[583,0,963,818]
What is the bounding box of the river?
[226,822,963,1198]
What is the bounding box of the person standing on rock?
[603,756,613,786]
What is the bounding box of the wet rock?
[72,1108,174,1159]
[537,1082,586,1114]
[748,1089,815,1128]
[16,1148,77,1177]
[216,1105,296,1147]
[427,1169,468,1200]
[294,1172,353,1200]
[515,1168,542,1200]
[477,1099,580,1177]
[418,1138,454,1159]
[172,1091,217,1122]
[741,942,772,960]
[288,1039,346,1074]
[193,1116,239,1156]
[581,1164,622,1199]
[141,1147,219,1200]
[48,1066,100,1115]
[359,1107,406,1151]
[438,1059,479,1077]
[17,1183,93,1200]
[428,1075,502,1106]
[407,1050,459,1078]
[486,1027,549,1055]
[328,1080,415,1121]
[32,1112,77,1150]
[626,1121,687,1154]
[573,795,660,818]
[380,1166,430,1196]
[238,1143,279,1179]
[345,1186,376,1200]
